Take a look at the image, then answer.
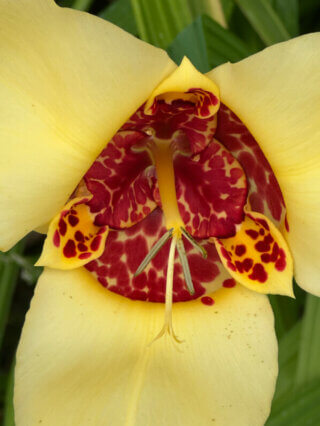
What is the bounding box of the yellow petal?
[15,268,277,426]
[208,34,320,296]
[214,212,294,297]
[37,197,109,269]
[0,0,175,251]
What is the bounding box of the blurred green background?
[1,0,320,425]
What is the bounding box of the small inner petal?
[214,211,293,296]
[174,138,247,239]
[37,197,109,270]
[216,104,286,227]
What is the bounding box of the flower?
[1,1,319,425]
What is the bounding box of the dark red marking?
[249,263,268,283]
[79,253,92,260]
[63,239,76,258]
[270,243,279,262]
[58,219,67,237]
[75,231,85,242]
[242,258,254,272]
[223,278,236,288]
[91,236,102,252]
[235,244,246,256]
[261,253,270,263]
[53,230,60,247]
[68,215,79,227]
[255,240,271,253]
[245,229,259,240]
[78,243,88,252]
[285,215,290,232]
[201,296,215,306]
[227,261,236,271]
[275,249,286,271]
[256,218,270,231]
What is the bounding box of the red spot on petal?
[275,249,286,271]
[68,215,79,227]
[227,261,236,271]
[242,258,253,272]
[59,219,67,236]
[75,231,85,242]
[79,252,92,260]
[223,278,236,288]
[256,218,270,230]
[235,244,246,256]
[255,240,271,253]
[201,296,215,306]
[285,215,290,232]
[53,230,60,247]
[91,236,102,251]
[261,253,270,263]
[235,260,244,273]
[78,243,88,252]
[270,243,279,262]
[245,229,259,240]
[264,234,274,244]
[249,263,268,283]
[63,240,76,258]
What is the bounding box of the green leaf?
[266,379,320,426]
[220,0,236,22]
[0,241,25,350]
[273,321,301,399]
[269,281,304,339]
[131,0,192,48]
[299,0,320,18]
[168,14,252,73]
[295,294,320,386]
[270,0,299,36]
[100,0,138,35]
[233,0,290,45]
[131,0,228,48]
[228,5,264,53]
[3,361,15,426]
[72,0,94,11]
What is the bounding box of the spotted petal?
[15,267,277,426]
[84,131,158,228]
[208,33,320,296]
[0,0,175,251]
[214,211,293,297]
[174,138,247,238]
[37,197,108,269]
[86,209,227,302]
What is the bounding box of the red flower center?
[71,89,286,303]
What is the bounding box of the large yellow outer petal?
[207,34,320,296]
[15,268,277,426]
[0,0,175,251]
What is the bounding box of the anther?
[134,228,173,277]
[180,227,207,258]
[176,238,195,295]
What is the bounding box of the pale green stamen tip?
[134,228,173,277]
[176,238,195,295]
[180,227,207,258]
